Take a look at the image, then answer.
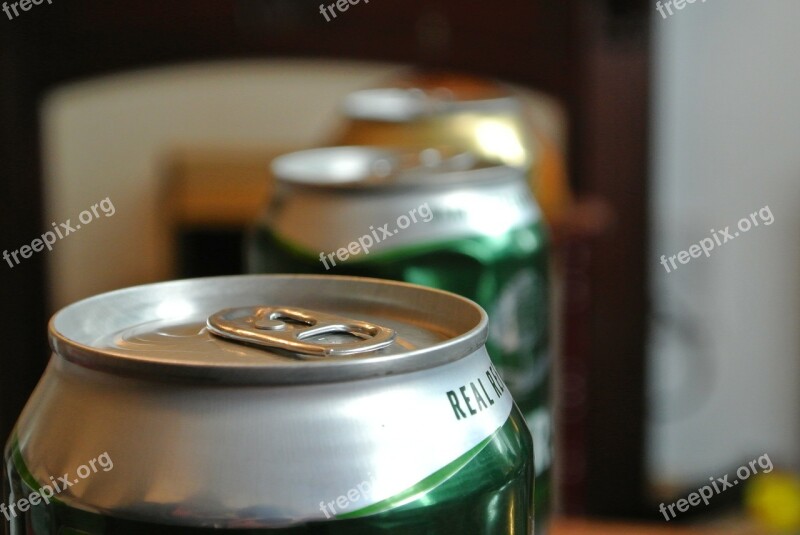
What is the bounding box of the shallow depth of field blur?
[1,1,799,533]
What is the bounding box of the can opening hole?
[302,330,367,346]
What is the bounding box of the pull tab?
[206,306,396,357]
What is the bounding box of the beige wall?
[41,60,400,309]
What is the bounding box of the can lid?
[49,275,488,384]
[343,87,521,122]
[271,146,518,189]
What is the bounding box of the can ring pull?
[206,306,396,357]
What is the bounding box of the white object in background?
[649,0,800,487]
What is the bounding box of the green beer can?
[248,147,552,531]
[3,275,533,534]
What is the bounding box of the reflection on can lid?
[48,275,488,385]
[271,146,520,190]
[343,87,521,122]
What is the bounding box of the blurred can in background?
[332,72,572,229]
[3,275,533,533]
[248,146,552,531]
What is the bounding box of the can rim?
[271,146,523,192]
[48,275,489,385]
[342,88,522,122]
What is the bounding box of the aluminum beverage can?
[248,147,552,531]
[332,73,573,227]
[3,275,533,534]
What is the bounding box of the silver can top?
[343,87,521,122]
[49,275,488,385]
[271,146,521,190]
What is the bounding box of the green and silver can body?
[248,147,552,530]
[3,275,533,534]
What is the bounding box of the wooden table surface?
[552,519,757,534]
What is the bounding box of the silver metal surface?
[18,346,512,527]
[343,88,522,122]
[265,147,539,257]
[206,306,397,357]
[271,146,508,190]
[48,275,487,384]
